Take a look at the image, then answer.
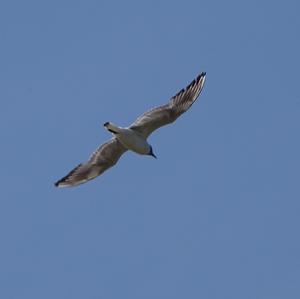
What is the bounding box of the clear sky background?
[1,0,300,298]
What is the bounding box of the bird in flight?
[55,72,206,187]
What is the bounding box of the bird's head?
[148,146,157,159]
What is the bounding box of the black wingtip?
[199,72,206,79]
[54,176,63,187]
[54,163,83,188]
[195,72,206,84]
[103,122,109,127]
[54,177,64,187]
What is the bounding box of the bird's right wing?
[55,138,127,187]
[129,72,206,138]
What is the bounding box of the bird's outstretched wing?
[129,72,206,138]
[55,138,127,187]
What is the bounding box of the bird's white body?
[104,122,150,155]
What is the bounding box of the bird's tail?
[103,122,122,134]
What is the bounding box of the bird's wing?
[129,72,206,138]
[55,138,127,187]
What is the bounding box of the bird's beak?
[150,152,157,159]
[149,146,157,159]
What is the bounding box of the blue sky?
[1,0,300,298]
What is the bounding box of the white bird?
[55,72,206,187]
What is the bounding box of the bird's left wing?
[55,138,127,187]
[129,72,206,138]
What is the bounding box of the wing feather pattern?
[129,72,206,138]
[55,138,127,187]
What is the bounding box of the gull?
[55,72,206,187]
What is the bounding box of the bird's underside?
[55,72,206,187]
